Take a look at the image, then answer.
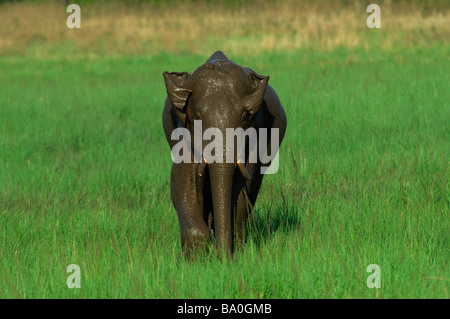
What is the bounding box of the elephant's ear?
[163,71,192,113]
[243,72,269,117]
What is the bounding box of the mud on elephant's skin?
[162,51,287,257]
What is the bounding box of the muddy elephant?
[162,51,287,256]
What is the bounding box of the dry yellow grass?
[0,0,448,57]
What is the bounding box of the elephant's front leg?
[171,162,210,256]
[234,162,264,248]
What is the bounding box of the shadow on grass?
[246,198,302,248]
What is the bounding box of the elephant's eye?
[241,110,251,122]
[241,111,248,122]
[242,110,254,124]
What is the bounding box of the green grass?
[0,46,449,298]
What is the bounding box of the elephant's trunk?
[208,162,235,256]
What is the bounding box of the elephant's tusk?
[198,158,207,177]
[237,160,251,180]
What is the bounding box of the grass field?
[0,0,449,298]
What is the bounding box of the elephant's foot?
[181,225,212,259]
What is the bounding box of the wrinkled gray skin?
[162,51,287,257]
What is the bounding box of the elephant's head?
[163,51,269,253]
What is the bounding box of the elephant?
[162,51,287,257]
